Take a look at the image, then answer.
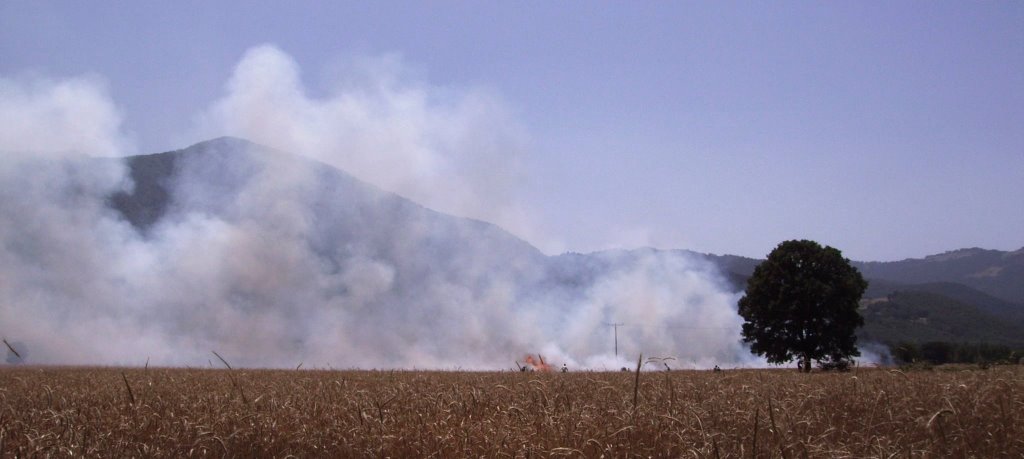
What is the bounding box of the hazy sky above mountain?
[2,1,1021,261]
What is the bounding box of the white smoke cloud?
[0,47,767,370]
[0,75,131,157]
[0,73,138,362]
[194,45,532,241]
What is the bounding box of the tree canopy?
[738,240,867,372]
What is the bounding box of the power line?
[603,322,624,357]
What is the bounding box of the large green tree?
[738,240,867,372]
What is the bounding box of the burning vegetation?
[522,354,552,372]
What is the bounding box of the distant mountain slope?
[698,253,761,291]
[863,280,1024,323]
[551,245,1024,349]
[104,137,558,365]
[110,137,547,279]
[85,138,750,367]
[14,137,1018,367]
[108,149,176,230]
[114,140,1022,312]
[86,137,1022,363]
[692,248,1024,347]
[855,248,1024,305]
[858,291,1024,348]
[701,248,1024,305]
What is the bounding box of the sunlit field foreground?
[1,366,1021,457]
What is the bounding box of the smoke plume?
[0,75,130,157]
[0,46,772,369]
[194,45,532,240]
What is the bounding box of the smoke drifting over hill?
[0,45,761,369]
[195,45,533,243]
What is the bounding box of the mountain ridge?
[110,138,1024,311]
[116,138,1024,276]
[111,136,544,258]
[5,137,1019,366]
[104,138,1022,358]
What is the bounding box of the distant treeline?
[889,341,1023,365]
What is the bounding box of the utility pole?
[604,322,624,357]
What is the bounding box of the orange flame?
[524,354,552,372]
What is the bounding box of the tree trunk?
[801,355,812,373]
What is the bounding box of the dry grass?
[0,365,1021,457]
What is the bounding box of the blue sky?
[2,1,1021,261]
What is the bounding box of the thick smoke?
[0,47,772,369]
[194,45,533,242]
[0,74,138,362]
[0,75,131,156]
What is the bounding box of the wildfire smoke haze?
[0,45,767,370]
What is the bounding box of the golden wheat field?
[0,365,1021,457]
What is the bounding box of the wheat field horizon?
[2,365,1020,457]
